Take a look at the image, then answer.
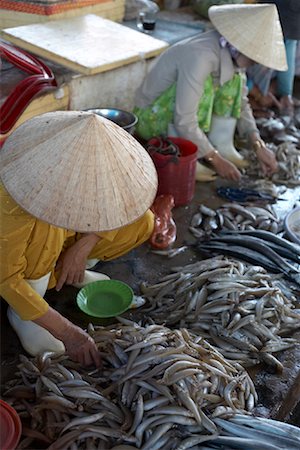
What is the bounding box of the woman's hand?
[253,139,278,176]
[205,150,242,182]
[63,324,102,367]
[34,307,102,367]
[56,233,101,291]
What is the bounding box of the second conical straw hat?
[0,111,158,232]
[208,3,287,71]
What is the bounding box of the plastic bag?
[150,194,177,249]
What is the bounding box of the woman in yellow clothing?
[0,111,158,367]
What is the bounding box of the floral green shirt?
[135,30,258,157]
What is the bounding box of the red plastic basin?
[0,400,22,450]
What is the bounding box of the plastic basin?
[0,400,22,450]
[284,207,300,245]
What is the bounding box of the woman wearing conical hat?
[134,3,287,181]
[247,0,300,116]
[0,111,158,365]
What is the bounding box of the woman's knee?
[87,210,155,261]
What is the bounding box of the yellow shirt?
[0,184,154,320]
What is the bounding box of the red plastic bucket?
[148,137,198,206]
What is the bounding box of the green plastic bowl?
[76,280,133,318]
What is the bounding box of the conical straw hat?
[0,111,158,232]
[208,4,287,71]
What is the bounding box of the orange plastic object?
[150,194,177,249]
[0,42,57,134]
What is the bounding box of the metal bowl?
[284,207,300,246]
[86,108,138,134]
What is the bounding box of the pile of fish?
[197,230,300,284]
[255,115,300,146]
[189,203,282,239]
[4,323,258,449]
[141,256,300,370]
[238,178,282,199]
[240,142,300,186]
[200,413,300,450]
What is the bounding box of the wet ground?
[1,176,300,426]
[1,20,300,429]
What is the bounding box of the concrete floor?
[1,177,300,426]
[1,14,300,430]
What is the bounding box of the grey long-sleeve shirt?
[135,30,259,157]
